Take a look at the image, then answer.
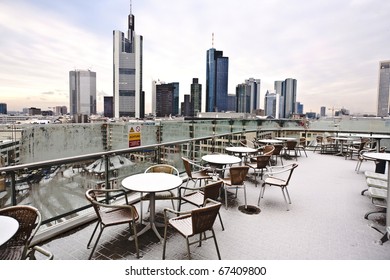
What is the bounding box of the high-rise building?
[190,78,202,116]
[206,47,229,112]
[69,69,96,115]
[245,78,261,112]
[0,103,7,115]
[155,82,179,117]
[236,83,251,113]
[113,4,144,118]
[320,106,326,117]
[274,81,283,119]
[104,97,113,118]
[280,78,297,118]
[227,94,236,112]
[377,60,390,117]
[181,94,191,117]
[264,90,277,117]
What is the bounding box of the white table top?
[0,215,19,246]
[257,139,283,144]
[121,173,182,193]
[362,152,390,162]
[225,146,258,154]
[275,137,298,141]
[202,154,241,165]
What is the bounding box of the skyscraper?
[236,83,251,113]
[69,69,96,116]
[113,3,144,118]
[206,47,229,112]
[377,60,390,117]
[190,78,202,116]
[245,78,261,112]
[264,90,277,117]
[155,82,179,117]
[280,78,297,118]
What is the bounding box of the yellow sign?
[129,126,141,147]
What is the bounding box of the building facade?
[245,78,261,112]
[236,83,251,113]
[113,7,144,118]
[280,78,297,118]
[377,60,390,117]
[69,69,96,116]
[206,48,229,112]
[264,90,277,118]
[0,103,7,115]
[155,82,179,117]
[190,78,202,116]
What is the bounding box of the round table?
[257,139,284,145]
[0,215,19,246]
[225,147,257,164]
[121,173,183,242]
[202,154,241,166]
[275,137,298,141]
[362,152,390,244]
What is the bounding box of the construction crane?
[328,106,341,117]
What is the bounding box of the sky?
[0,0,389,115]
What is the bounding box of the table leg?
[129,192,163,242]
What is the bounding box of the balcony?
[1,118,389,264]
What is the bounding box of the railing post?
[10,170,16,206]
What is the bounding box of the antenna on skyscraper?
[212,32,214,48]
[130,0,132,14]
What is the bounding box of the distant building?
[104,97,113,118]
[264,91,277,117]
[0,103,7,115]
[227,94,236,112]
[236,83,251,113]
[155,82,179,117]
[320,106,326,117]
[296,102,304,114]
[245,78,261,112]
[69,69,96,115]
[206,47,229,112]
[54,106,67,115]
[181,94,191,116]
[281,78,297,118]
[190,78,202,116]
[28,107,41,116]
[113,6,144,118]
[377,60,390,117]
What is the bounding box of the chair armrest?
[27,245,54,260]
[265,163,297,175]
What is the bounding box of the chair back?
[181,157,193,178]
[145,164,179,176]
[263,145,275,155]
[299,137,306,147]
[203,180,223,202]
[0,205,41,259]
[316,136,324,144]
[191,203,221,235]
[284,163,299,185]
[85,189,103,221]
[229,166,249,185]
[272,144,284,155]
[285,140,297,150]
[256,154,272,169]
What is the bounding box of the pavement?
[35,150,390,260]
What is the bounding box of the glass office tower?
[113,7,144,118]
[206,48,229,112]
[69,70,96,116]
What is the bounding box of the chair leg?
[87,221,100,249]
[88,226,104,260]
[258,183,265,206]
[131,222,140,259]
[211,229,221,260]
[217,212,225,231]
[224,186,228,209]
[186,237,192,260]
[364,208,386,219]
[243,185,247,209]
[162,224,168,260]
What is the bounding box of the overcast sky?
[0,0,389,115]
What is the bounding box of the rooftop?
[34,151,390,260]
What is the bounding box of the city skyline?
[0,0,389,115]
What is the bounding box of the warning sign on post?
[128,125,141,147]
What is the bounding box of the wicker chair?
[259,163,298,211]
[140,164,181,222]
[220,166,249,209]
[0,205,53,260]
[178,180,224,230]
[182,157,212,188]
[162,199,222,260]
[282,140,298,160]
[85,188,140,260]
[272,144,284,166]
[295,137,308,157]
[246,154,272,187]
